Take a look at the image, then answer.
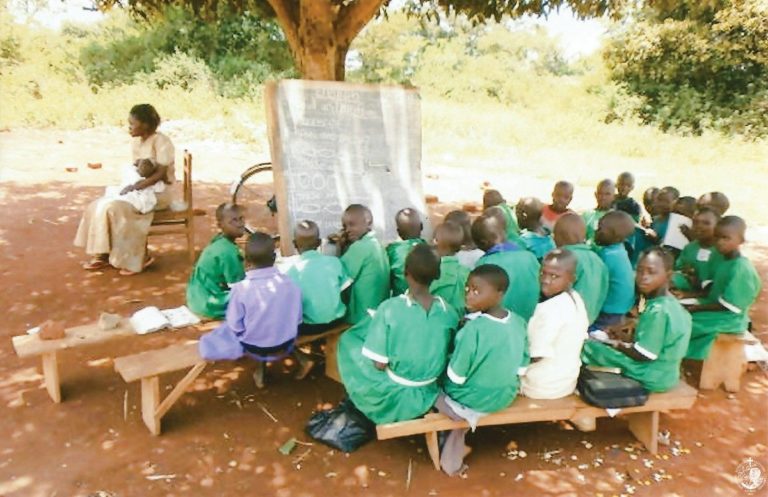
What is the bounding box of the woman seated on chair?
[74,103,176,275]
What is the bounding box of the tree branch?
[336,0,386,47]
[265,0,301,55]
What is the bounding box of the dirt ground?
[0,128,766,497]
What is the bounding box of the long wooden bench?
[11,319,219,403]
[699,332,758,392]
[114,323,349,435]
[377,381,698,471]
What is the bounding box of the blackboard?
[265,79,429,255]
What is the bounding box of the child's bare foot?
[294,358,315,380]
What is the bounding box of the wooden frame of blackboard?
[265,79,428,256]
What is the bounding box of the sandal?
[118,256,155,276]
[83,258,109,270]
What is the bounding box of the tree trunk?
[266,0,384,81]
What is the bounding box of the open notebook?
[130,306,201,335]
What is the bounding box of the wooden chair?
[150,150,195,263]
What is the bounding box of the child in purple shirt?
[199,232,302,388]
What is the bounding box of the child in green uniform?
[593,211,636,329]
[582,179,616,242]
[581,247,692,392]
[553,213,609,325]
[483,189,522,244]
[672,207,723,292]
[516,196,555,261]
[683,216,762,360]
[186,203,246,319]
[472,213,540,321]
[337,244,459,423]
[436,264,527,475]
[430,221,471,314]
[338,204,391,324]
[386,208,426,296]
[284,220,352,378]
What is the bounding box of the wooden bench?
[699,332,758,392]
[376,381,698,471]
[11,319,219,403]
[114,323,350,435]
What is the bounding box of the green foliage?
[79,6,295,95]
[604,0,768,137]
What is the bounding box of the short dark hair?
[129,104,161,133]
[245,232,276,267]
[215,202,241,222]
[542,248,577,274]
[344,204,372,224]
[435,221,465,253]
[718,215,746,234]
[639,246,674,271]
[470,264,509,292]
[404,243,441,285]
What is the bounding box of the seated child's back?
[429,221,471,314]
[593,211,636,327]
[445,210,485,269]
[186,203,246,319]
[386,208,426,296]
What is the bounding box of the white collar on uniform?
[400,292,447,312]
[466,310,510,323]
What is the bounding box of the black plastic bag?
[305,398,376,452]
[577,368,648,408]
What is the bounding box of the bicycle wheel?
[232,162,278,235]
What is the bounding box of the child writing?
[521,249,589,399]
[186,203,246,319]
[683,216,761,360]
[472,213,540,321]
[671,207,723,292]
[581,247,692,392]
[552,213,609,325]
[283,220,352,378]
[582,178,616,241]
[445,210,484,269]
[613,172,641,222]
[338,204,391,324]
[430,221,471,314]
[436,264,527,475]
[592,211,637,329]
[482,189,522,244]
[386,208,426,296]
[541,180,575,233]
[337,244,459,423]
[516,196,555,261]
[198,232,302,388]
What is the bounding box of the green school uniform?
[582,295,692,392]
[444,311,527,412]
[341,232,391,324]
[429,255,470,314]
[564,243,609,324]
[386,238,426,296]
[337,294,459,423]
[671,241,724,291]
[686,256,761,360]
[520,230,555,261]
[497,203,523,244]
[476,246,540,321]
[582,209,610,242]
[186,234,245,319]
[284,250,351,325]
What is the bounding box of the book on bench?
[130,306,201,335]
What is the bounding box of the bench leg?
[425,431,440,471]
[700,339,745,392]
[141,376,161,436]
[41,352,61,403]
[324,334,341,383]
[186,220,195,264]
[627,411,659,454]
[571,416,596,432]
